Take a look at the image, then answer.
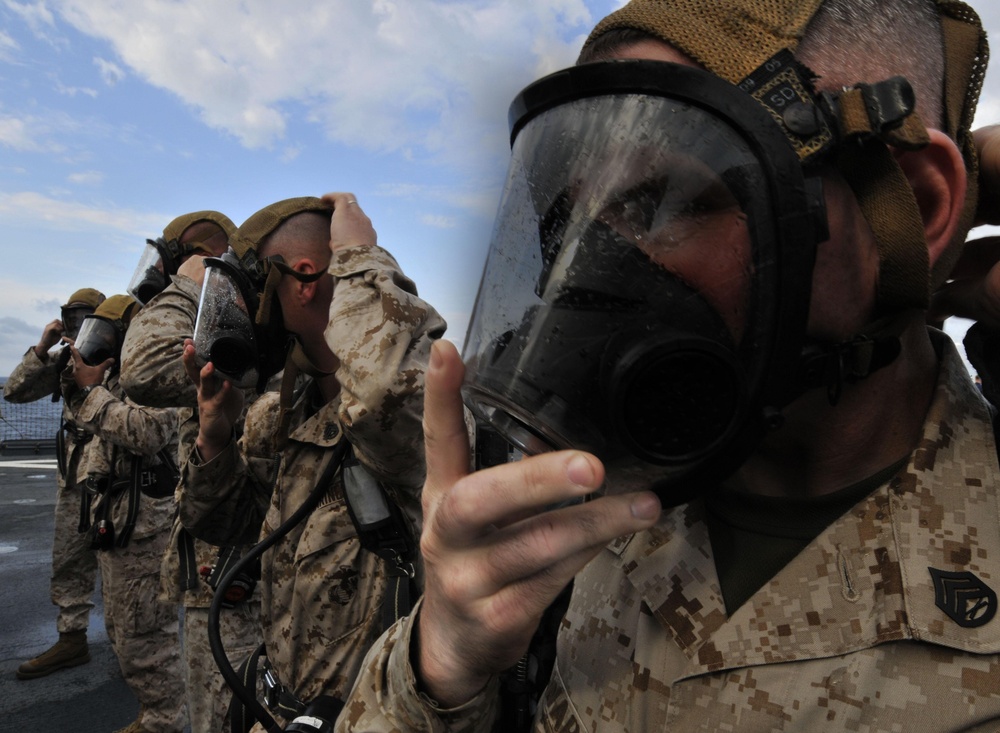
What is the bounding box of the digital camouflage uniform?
[339,337,1000,732]
[121,274,264,733]
[120,274,202,410]
[74,373,187,733]
[3,347,97,635]
[180,245,444,729]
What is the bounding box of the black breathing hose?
[207,439,350,733]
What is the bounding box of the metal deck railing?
[1,383,60,455]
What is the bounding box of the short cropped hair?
[579,0,945,129]
[798,0,944,129]
[259,210,333,267]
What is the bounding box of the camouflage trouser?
[183,601,263,733]
[99,532,187,733]
[52,477,98,633]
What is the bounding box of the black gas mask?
[192,198,333,394]
[75,317,121,367]
[127,236,208,305]
[61,305,95,341]
[192,247,290,392]
[461,60,830,503]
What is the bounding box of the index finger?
[182,341,203,387]
[423,339,473,504]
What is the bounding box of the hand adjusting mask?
[191,197,332,393]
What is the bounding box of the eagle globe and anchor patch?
[928,568,998,628]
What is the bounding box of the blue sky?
[1,0,999,378]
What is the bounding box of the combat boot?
[15,630,90,679]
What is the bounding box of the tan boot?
[15,630,90,679]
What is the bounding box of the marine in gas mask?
[120,207,262,733]
[127,210,236,306]
[3,286,105,681]
[461,21,962,503]
[179,194,445,726]
[67,294,187,733]
[119,211,236,410]
[337,1,1000,731]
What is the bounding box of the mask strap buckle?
[825,78,930,151]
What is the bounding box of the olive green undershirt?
[705,455,911,615]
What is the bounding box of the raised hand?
[183,338,244,461]
[413,339,662,706]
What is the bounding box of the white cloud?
[0,29,19,62]
[66,170,104,185]
[420,213,458,229]
[93,56,124,85]
[0,191,165,236]
[54,80,98,97]
[5,1,56,33]
[374,181,500,220]
[0,315,43,378]
[0,114,64,152]
[49,0,596,172]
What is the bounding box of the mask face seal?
[461,60,825,502]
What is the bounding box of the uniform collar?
[285,379,344,447]
[612,336,1000,678]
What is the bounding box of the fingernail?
[429,341,443,370]
[631,492,660,520]
[566,454,595,487]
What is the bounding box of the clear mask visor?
[61,306,95,340]
[127,242,168,305]
[193,262,259,389]
[75,316,121,367]
[462,89,781,497]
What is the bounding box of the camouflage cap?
[229,197,332,261]
[93,294,140,333]
[162,210,237,243]
[228,196,333,289]
[64,288,106,309]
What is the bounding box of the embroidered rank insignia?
[929,568,997,628]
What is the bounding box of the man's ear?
[291,258,321,304]
[895,128,968,271]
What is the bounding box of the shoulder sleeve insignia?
[929,568,997,628]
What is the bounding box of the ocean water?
[0,377,63,442]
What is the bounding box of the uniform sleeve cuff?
[328,245,401,278]
[392,598,501,729]
[185,439,238,497]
